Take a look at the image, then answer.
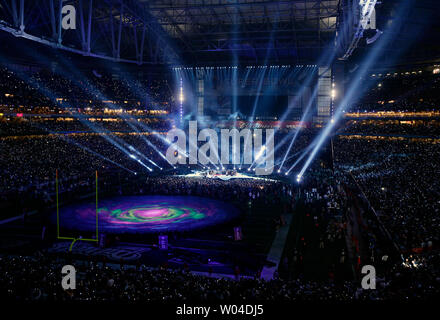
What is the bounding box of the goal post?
[56,170,99,248]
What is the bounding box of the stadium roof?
[0,0,439,67]
[0,0,340,65]
[141,0,340,64]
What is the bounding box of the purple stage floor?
[55,195,240,234]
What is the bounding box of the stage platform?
[180,170,277,181]
[54,195,240,234]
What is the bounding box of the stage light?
[277,169,281,173]
[331,89,336,99]
[366,29,383,45]
[129,154,137,160]
[179,78,184,125]
[296,174,302,183]
[279,77,321,172]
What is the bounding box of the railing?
[347,171,401,256]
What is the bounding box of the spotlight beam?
[298,0,416,179]
[5,59,156,173]
[0,59,136,163]
[48,57,165,171]
[28,122,135,174]
[286,144,315,175]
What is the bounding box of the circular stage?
[55,195,240,234]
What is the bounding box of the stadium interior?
[0,0,439,308]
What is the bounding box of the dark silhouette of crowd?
[0,65,173,111]
[1,249,438,302]
[334,137,439,253]
[350,71,440,112]
[340,119,440,137]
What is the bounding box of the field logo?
[62,5,76,30]
[166,121,274,175]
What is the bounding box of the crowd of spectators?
[334,137,439,253]
[0,133,170,192]
[0,121,311,217]
[340,119,440,137]
[350,71,440,112]
[0,117,172,137]
[330,103,440,302]
[0,251,438,302]
[0,65,173,111]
